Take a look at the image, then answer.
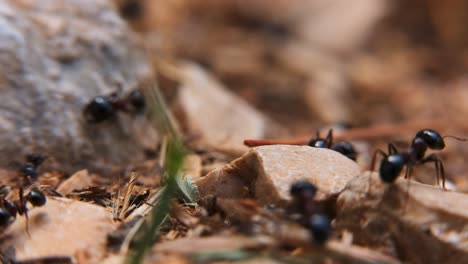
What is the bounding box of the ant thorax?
[410,137,429,161]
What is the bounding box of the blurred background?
[114,0,468,189]
[117,0,468,130]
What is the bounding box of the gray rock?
[0,0,156,174]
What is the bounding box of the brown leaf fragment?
[56,170,93,196]
[66,186,112,207]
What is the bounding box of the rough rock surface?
[335,173,468,264]
[0,0,156,174]
[175,63,285,155]
[0,197,116,262]
[196,145,361,205]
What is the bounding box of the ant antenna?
[443,135,468,141]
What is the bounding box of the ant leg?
[440,161,446,190]
[421,154,446,190]
[325,129,333,148]
[388,143,398,155]
[402,166,413,212]
[18,187,30,236]
[368,149,388,193]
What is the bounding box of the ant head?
[83,96,114,123]
[308,139,328,148]
[331,141,357,161]
[415,129,445,150]
[25,153,46,167]
[290,180,317,199]
[379,154,405,183]
[128,90,145,112]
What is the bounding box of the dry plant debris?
[0,197,116,262]
[1,0,468,263]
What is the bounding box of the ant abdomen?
[83,96,115,123]
[83,89,145,123]
[0,209,12,226]
[331,141,357,161]
[27,189,46,207]
[308,129,358,161]
[379,154,405,183]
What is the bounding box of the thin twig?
[244,118,446,147]
[119,172,138,220]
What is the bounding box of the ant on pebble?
[289,181,331,245]
[83,89,145,123]
[0,153,48,229]
[308,129,358,161]
[370,129,468,189]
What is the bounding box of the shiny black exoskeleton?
[83,89,145,123]
[309,214,331,244]
[290,180,317,216]
[27,189,47,207]
[308,129,358,161]
[0,188,47,229]
[119,0,143,19]
[289,181,332,245]
[19,153,47,184]
[371,129,446,188]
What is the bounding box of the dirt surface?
[1,0,468,263]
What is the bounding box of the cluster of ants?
[297,128,466,244]
[0,154,47,229]
[308,128,455,189]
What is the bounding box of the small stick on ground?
[244,119,446,147]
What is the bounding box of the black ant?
[0,154,48,229]
[289,181,331,245]
[19,153,47,184]
[0,187,46,229]
[308,129,357,161]
[83,89,145,123]
[370,129,468,189]
[119,0,143,19]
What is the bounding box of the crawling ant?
[371,129,468,189]
[0,187,46,229]
[308,129,357,161]
[289,181,331,245]
[19,153,47,184]
[83,89,145,123]
[0,154,48,230]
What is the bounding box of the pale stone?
[176,63,285,155]
[197,145,361,205]
[0,197,116,262]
